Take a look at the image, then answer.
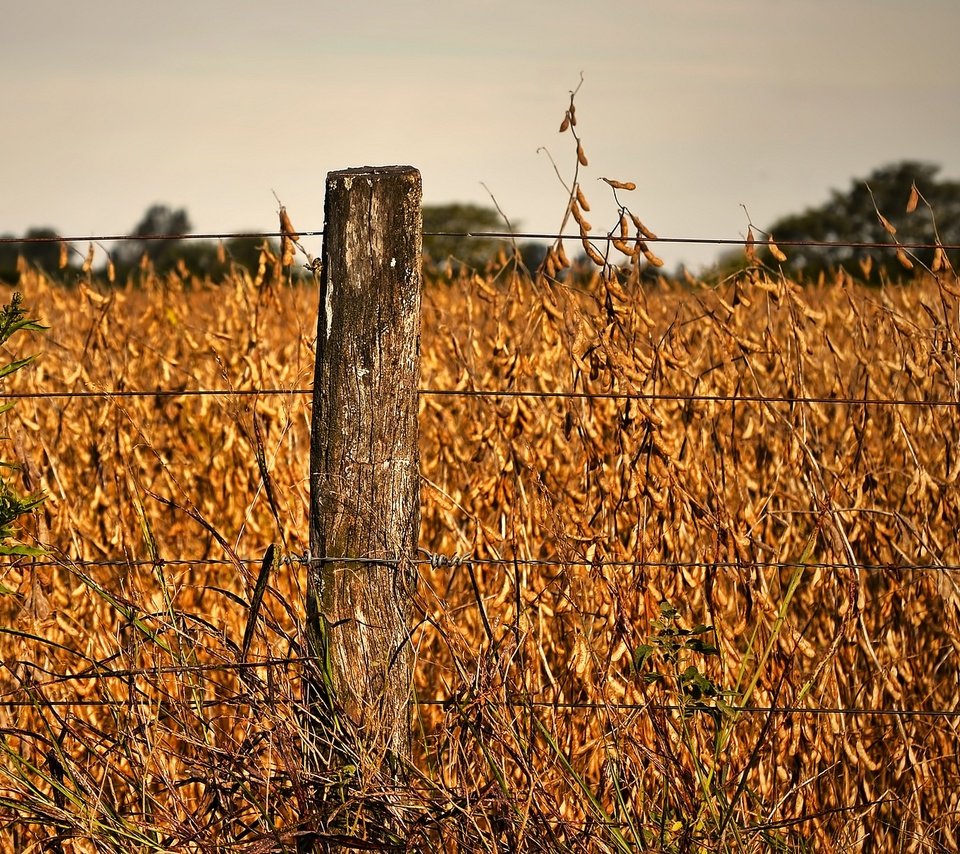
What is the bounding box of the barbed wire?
[0,385,957,408]
[419,698,960,720]
[420,388,960,408]
[0,230,318,245]
[3,228,959,252]
[4,646,957,721]
[10,554,960,574]
[4,678,959,720]
[420,555,960,573]
[5,225,958,812]
[4,656,302,683]
[0,387,308,401]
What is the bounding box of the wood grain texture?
[307,166,422,773]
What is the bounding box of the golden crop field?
[2,256,959,852]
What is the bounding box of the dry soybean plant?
[416,253,960,852]
[2,93,960,852]
[537,77,664,287]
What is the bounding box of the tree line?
[3,161,958,284]
[0,202,541,284]
[755,160,960,280]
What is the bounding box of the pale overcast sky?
[3,0,958,270]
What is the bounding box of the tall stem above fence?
[306,166,422,789]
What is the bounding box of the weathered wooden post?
[305,166,422,839]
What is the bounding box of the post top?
[328,165,419,180]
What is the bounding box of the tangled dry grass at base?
[1,261,959,852]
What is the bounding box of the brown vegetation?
[2,256,959,851]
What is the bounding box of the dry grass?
[2,256,960,852]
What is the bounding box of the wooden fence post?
[305,166,422,831]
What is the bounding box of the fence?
[2,166,960,851]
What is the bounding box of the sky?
[3,0,959,271]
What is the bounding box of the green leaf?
[0,354,36,381]
[0,543,46,557]
[632,643,655,670]
[680,666,721,699]
[685,638,721,656]
[0,294,46,558]
[658,601,678,620]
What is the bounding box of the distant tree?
[221,235,275,273]
[518,241,548,273]
[763,161,960,281]
[422,203,508,271]
[178,235,282,280]
[0,236,19,283]
[117,204,193,273]
[0,228,67,282]
[20,228,64,273]
[169,240,220,277]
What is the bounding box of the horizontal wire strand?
[3,686,958,720]
[419,388,960,407]
[0,230,319,245]
[4,654,957,719]
[3,229,960,252]
[9,555,960,574]
[0,386,957,408]
[4,227,959,733]
[418,699,960,719]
